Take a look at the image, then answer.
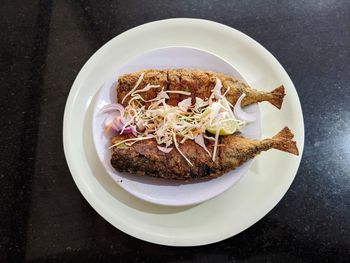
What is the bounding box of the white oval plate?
[92,47,261,207]
[63,19,304,246]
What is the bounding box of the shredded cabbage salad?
[102,74,252,165]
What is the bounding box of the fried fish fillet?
[111,127,299,180]
[117,69,167,107]
[116,69,285,109]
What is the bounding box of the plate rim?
[63,18,304,246]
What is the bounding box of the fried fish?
[110,69,296,180]
[116,69,285,109]
[111,127,299,180]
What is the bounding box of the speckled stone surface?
[1,0,349,262]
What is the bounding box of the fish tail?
[267,85,285,109]
[271,127,299,155]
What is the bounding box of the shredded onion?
[121,72,145,104]
[157,146,173,153]
[195,97,203,106]
[234,94,256,123]
[223,86,231,97]
[109,136,153,148]
[203,134,216,141]
[212,77,222,99]
[194,134,211,157]
[220,98,235,120]
[178,97,192,112]
[136,119,145,131]
[172,132,193,166]
[133,84,160,94]
[210,102,221,119]
[165,90,191,96]
[212,127,220,161]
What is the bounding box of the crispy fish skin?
[216,72,285,109]
[220,127,299,173]
[167,69,215,106]
[167,69,183,106]
[116,69,167,106]
[116,69,285,109]
[179,69,214,104]
[111,135,221,180]
[111,127,299,180]
[112,69,291,179]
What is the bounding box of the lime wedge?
[207,119,238,135]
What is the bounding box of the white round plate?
[92,46,261,207]
[63,18,304,246]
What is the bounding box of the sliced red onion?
[233,94,256,123]
[101,102,138,136]
[104,127,118,137]
[157,146,173,153]
[104,115,118,136]
[194,134,211,156]
[106,115,132,135]
[120,126,133,135]
[100,103,125,115]
[104,114,115,127]
[111,116,121,130]
[178,97,192,112]
[131,125,138,137]
[104,114,120,133]
[119,116,126,125]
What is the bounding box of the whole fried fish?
[116,69,285,109]
[111,127,299,180]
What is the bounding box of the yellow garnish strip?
[172,132,193,166]
[109,136,154,149]
[121,72,145,104]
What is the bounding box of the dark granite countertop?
[1,0,349,262]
